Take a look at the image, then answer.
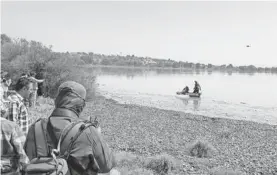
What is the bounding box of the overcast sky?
[1,1,277,67]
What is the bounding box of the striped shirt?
[8,92,31,135]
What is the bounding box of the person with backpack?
[24,81,116,175]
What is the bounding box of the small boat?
[176,92,201,98]
[188,92,201,98]
[175,93,189,99]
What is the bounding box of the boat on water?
[176,91,201,98]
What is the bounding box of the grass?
[144,154,180,175]
[112,152,181,175]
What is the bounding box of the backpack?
[22,118,69,175]
[59,119,101,174]
[23,117,99,175]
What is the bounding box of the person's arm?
[89,128,116,173]
[11,124,30,170]
[28,76,44,83]
[9,101,19,123]
[17,104,29,135]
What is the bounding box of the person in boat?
[181,86,189,95]
[193,81,201,93]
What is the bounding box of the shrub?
[1,34,95,99]
[114,151,139,167]
[112,152,155,175]
[144,153,179,175]
[186,140,216,158]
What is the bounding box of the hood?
[54,81,87,117]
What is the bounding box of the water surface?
[92,67,277,125]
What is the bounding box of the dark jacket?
[24,90,116,174]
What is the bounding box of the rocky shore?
[82,95,277,174]
[32,96,277,174]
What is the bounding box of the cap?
[58,81,86,100]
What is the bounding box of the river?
[92,67,277,125]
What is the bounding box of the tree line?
[1,34,95,99]
[2,34,276,80]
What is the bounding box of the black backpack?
[23,118,99,175]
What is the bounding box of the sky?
[1,1,277,67]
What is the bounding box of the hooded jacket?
[24,81,116,174]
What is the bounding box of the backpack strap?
[34,118,49,157]
[60,121,97,159]
[46,120,59,147]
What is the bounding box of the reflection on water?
[89,66,277,78]
[193,99,201,110]
[90,66,277,125]
[89,66,209,77]
[178,98,201,110]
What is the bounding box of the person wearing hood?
[24,81,116,175]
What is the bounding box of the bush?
[114,151,139,167]
[186,140,216,158]
[112,152,154,175]
[1,34,95,99]
[144,154,179,175]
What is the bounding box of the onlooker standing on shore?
[0,117,30,174]
[2,78,11,99]
[7,77,33,135]
[28,72,44,107]
[0,71,11,118]
[0,83,9,118]
[36,72,46,100]
[24,81,116,174]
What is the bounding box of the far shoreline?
[78,64,277,75]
